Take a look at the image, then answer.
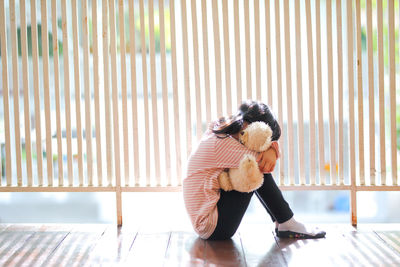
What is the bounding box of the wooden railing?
[0,0,398,225]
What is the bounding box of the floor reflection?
[187,236,299,267]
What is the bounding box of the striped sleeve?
[214,136,257,169]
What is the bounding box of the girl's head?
[211,100,281,141]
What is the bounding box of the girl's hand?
[256,148,277,173]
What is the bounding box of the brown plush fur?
[218,122,272,193]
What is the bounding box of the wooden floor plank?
[87,225,138,264]
[164,231,204,266]
[342,226,400,266]
[0,223,399,266]
[124,226,171,266]
[274,224,363,267]
[1,224,72,267]
[40,224,107,266]
[239,223,287,267]
[203,234,246,266]
[277,233,350,267]
[0,224,42,266]
[374,231,400,255]
[0,223,10,232]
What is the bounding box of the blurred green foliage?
[2,8,172,57]
[13,18,64,57]
[91,8,171,54]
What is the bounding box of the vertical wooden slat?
[316,0,325,185]
[82,0,93,186]
[0,133,2,184]
[116,188,122,225]
[181,0,193,156]
[170,0,182,184]
[119,0,129,186]
[388,0,397,185]
[139,0,151,184]
[234,0,242,108]
[109,0,121,184]
[294,0,305,185]
[148,0,161,185]
[351,185,357,226]
[211,0,222,117]
[102,0,113,186]
[377,0,386,185]
[93,0,103,186]
[366,0,375,185]
[109,0,122,225]
[222,0,232,114]
[0,0,12,186]
[10,0,22,186]
[31,0,44,186]
[190,0,203,140]
[274,0,285,185]
[305,0,316,185]
[20,0,33,185]
[244,0,251,100]
[356,0,365,185]
[128,0,139,186]
[61,0,73,186]
[265,0,272,107]
[347,0,357,223]
[254,0,261,101]
[51,0,63,186]
[201,0,211,122]
[41,0,54,186]
[326,0,337,185]
[71,0,84,185]
[337,0,344,185]
[283,0,294,185]
[159,0,171,185]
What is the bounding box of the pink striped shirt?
[183,130,280,239]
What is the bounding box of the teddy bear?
[218,121,273,193]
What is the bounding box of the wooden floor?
[1,223,400,266]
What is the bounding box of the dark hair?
[211,100,281,141]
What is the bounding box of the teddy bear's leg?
[232,155,263,192]
[239,155,262,180]
[218,171,234,191]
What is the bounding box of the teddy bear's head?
[239,121,272,152]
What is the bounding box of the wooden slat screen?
[0,0,399,225]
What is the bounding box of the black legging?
[208,173,294,240]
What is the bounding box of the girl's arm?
[256,141,280,173]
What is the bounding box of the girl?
[183,100,326,240]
